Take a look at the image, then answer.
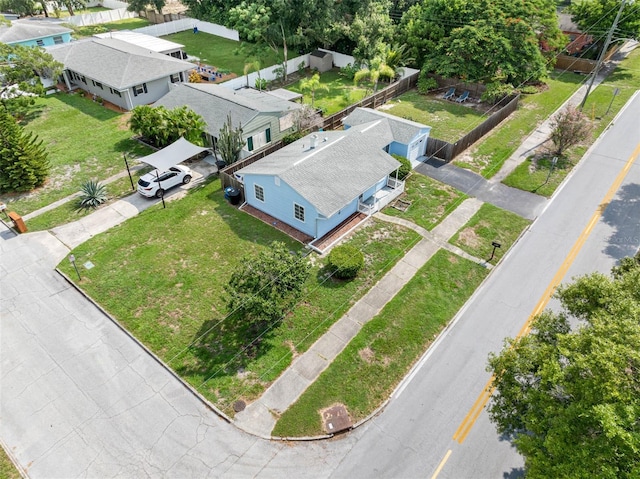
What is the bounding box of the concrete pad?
[260,368,309,412]
[344,301,379,324]
[292,349,330,382]
[327,316,363,343]
[232,400,277,437]
[311,329,352,360]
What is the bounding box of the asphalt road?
[1,93,638,478]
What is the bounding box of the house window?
[254,184,264,202]
[249,128,272,152]
[133,83,147,97]
[170,73,181,83]
[93,80,103,90]
[81,76,87,84]
[109,88,122,97]
[53,36,63,45]
[294,203,305,222]
[36,39,44,47]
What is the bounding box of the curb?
[54,268,234,426]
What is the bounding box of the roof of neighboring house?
[0,20,72,44]
[342,107,430,144]
[48,37,193,90]
[558,13,582,33]
[154,83,301,135]
[94,31,184,54]
[238,120,400,217]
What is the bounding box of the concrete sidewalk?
[233,198,484,438]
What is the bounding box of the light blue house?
[236,113,430,243]
[343,107,431,163]
[0,21,72,48]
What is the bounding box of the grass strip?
[0,445,21,479]
[57,179,419,414]
[448,203,530,264]
[273,250,489,437]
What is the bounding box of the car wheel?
[155,188,164,198]
[183,175,192,185]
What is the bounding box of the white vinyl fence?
[64,8,137,26]
[133,18,239,41]
[221,50,358,90]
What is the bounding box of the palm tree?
[299,73,329,108]
[383,43,414,79]
[354,57,395,93]
[244,60,261,88]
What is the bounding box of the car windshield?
[138,178,150,187]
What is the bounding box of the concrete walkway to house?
[233,198,485,438]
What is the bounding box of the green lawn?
[0,93,150,216]
[502,156,573,198]
[502,49,640,196]
[66,17,151,38]
[273,249,489,437]
[382,173,468,230]
[383,91,486,142]
[286,70,370,116]
[55,6,110,17]
[161,31,283,77]
[456,70,585,178]
[57,179,420,414]
[449,203,531,264]
[0,445,20,479]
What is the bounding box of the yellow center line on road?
[430,449,452,479]
[447,141,640,452]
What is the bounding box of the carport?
[127,137,210,207]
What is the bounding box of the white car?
[137,165,192,198]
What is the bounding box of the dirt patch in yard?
[457,227,481,248]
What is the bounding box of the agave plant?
[78,180,108,210]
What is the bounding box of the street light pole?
[579,0,627,111]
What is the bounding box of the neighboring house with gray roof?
[343,107,431,163]
[0,20,72,48]
[154,82,302,158]
[236,118,420,240]
[48,37,193,110]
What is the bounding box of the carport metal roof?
[138,137,210,171]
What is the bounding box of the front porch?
[357,177,405,216]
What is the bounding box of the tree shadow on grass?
[601,182,640,261]
[173,312,275,388]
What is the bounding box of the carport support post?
[123,154,134,191]
[155,170,166,209]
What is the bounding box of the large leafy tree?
[345,0,396,61]
[126,0,164,14]
[225,241,311,335]
[400,0,562,84]
[0,109,50,192]
[570,0,640,43]
[487,253,640,478]
[0,44,63,117]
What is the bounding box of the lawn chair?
[455,91,470,103]
[443,87,456,100]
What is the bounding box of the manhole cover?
[321,404,352,434]
[233,400,246,412]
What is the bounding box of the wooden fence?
[220,71,419,191]
[426,94,520,162]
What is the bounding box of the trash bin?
[224,186,241,205]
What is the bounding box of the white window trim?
[254,184,265,202]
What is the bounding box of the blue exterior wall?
[242,173,366,239]
[388,141,410,158]
[13,32,72,48]
[243,174,318,238]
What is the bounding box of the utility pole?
[579,0,627,110]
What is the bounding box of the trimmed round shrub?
[391,154,411,180]
[327,245,364,280]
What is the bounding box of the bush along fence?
[219,71,420,195]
